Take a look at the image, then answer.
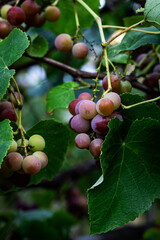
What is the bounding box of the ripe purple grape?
[78,92,92,100]
[0,21,12,39]
[0,101,12,113]
[22,155,41,174]
[0,108,17,122]
[21,0,39,16]
[33,151,48,169]
[70,114,90,133]
[91,114,110,135]
[45,6,60,22]
[136,53,152,69]
[89,139,103,158]
[68,99,80,115]
[7,7,26,26]
[96,98,114,116]
[145,72,160,89]
[5,152,23,171]
[75,133,90,149]
[110,111,123,121]
[104,92,121,110]
[102,75,120,92]
[72,43,88,59]
[79,100,97,119]
[153,64,160,73]
[10,92,24,108]
[25,13,45,27]
[55,34,73,52]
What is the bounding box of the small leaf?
[0,28,29,67]
[27,36,48,58]
[46,82,79,113]
[0,120,13,167]
[144,0,160,30]
[108,26,160,58]
[88,118,160,234]
[27,119,69,185]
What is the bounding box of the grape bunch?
[0,134,48,190]
[68,88,123,159]
[0,1,61,39]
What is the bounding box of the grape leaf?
[108,26,160,58]
[144,0,160,30]
[0,120,13,167]
[27,36,48,58]
[88,118,160,234]
[44,0,99,35]
[46,82,79,113]
[26,119,69,185]
[0,28,29,67]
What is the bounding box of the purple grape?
[75,133,90,149]
[78,92,92,100]
[89,139,103,158]
[7,7,26,26]
[79,100,97,119]
[91,114,110,135]
[153,64,160,73]
[110,111,123,121]
[0,101,12,113]
[70,114,90,133]
[0,108,17,122]
[68,99,80,115]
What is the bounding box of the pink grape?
[33,151,48,169]
[104,92,121,110]
[75,133,90,149]
[96,98,114,116]
[22,155,41,175]
[5,152,23,171]
[75,101,82,114]
[78,92,92,100]
[70,114,90,133]
[55,34,73,52]
[110,111,123,121]
[72,43,88,59]
[79,100,97,119]
[89,139,103,158]
[102,75,120,92]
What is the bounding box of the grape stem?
[103,20,145,47]
[76,0,112,91]
[121,96,160,109]
[74,1,80,37]
[102,24,160,35]
[52,0,59,6]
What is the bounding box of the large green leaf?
[108,26,160,58]
[45,0,99,35]
[0,28,29,67]
[46,82,79,113]
[0,120,13,167]
[88,118,160,234]
[144,0,160,30]
[27,35,48,58]
[27,119,69,185]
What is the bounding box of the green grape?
[28,134,45,152]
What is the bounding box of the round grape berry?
[5,152,23,171]
[28,135,45,152]
[21,0,39,16]
[22,155,41,174]
[119,80,132,93]
[0,101,12,113]
[0,21,12,39]
[55,34,73,52]
[79,100,97,119]
[68,99,80,115]
[0,4,12,19]
[8,140,17,153]
[7,7,26,26]
[45,6,60,22]
[102,75,120,92]
[89,139,103,158]
[10,92,24,108]
[0,108,17,122]
[33,151,48,169]
[91,114,110,135]
[78,92,92,100]
[104,92,121,110]
[75,133,90,149]
[72,43,88,59]
[70,114,90,133]
[96,98,114,116]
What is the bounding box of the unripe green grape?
[17,138,28,146]
[5,152,23,171]
[28,134,45,152]
[45,6,60,22]
[22,155,41,174]
[8,140,17,153]
[119,80,132,93]
[0,4,12,19]
[104,92,121,110]
[33,151,48,169]
[55,34,73,52]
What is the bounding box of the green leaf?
[45,0,99,35]
[46,82,79,113]
[27,36,48,58]
[109,53,128,64]
[88,118,160,234]
[123,15,146,27]
[27,119,69,185]
[144,0,160,30]
[0,28,29,67]
[0,120,13,167]
[108,26,160,58]
[0,65,15,100]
